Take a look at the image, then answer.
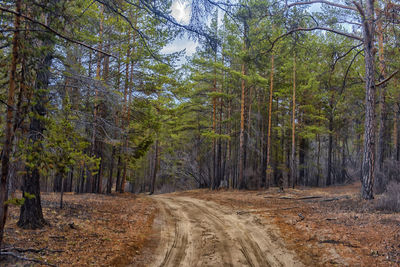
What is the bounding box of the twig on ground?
[0,251,57,267]
[1,247,64,253]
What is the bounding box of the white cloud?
[162,36,197,55]
[162,1,198,63]
[171,0,191,24]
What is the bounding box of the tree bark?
[238,58,247,189]
[60,174,64,209]
[327,113,333,186]
[212,71,217,189]
[107,146,116,194]
[115,153,122,192]
[361,0,376,200]
[266,54,274,189]
[18,29,54,229]
[376,16,387,172]
[120,30,131,193]
[92,4,104,194]
[290,54,297,189]
[393,86,399,160]
[0,0,21,246]
[150,139,159,195]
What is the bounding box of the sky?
[161,1,198,61]
[161,1,327,62]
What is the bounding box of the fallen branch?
[319,239,360,248]
[278,196,295,199]
[1,247,64,253]
[277,195,323,200]
[0,251,57,267]
[319,196,350,202]
[302,195,351,202]
[279,206,300,211]
[298,196,323,200]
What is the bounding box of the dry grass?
[376,181,400,212]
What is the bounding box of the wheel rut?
[151,195,302,267]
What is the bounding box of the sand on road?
[150,195,302,267]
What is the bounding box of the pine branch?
[0,6,116,58]
[286,0,358,12]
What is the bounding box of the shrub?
[376,181,400,212]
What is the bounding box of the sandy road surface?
[150,195,302,267]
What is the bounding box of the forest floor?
[1,192,159,266]
[1,183,399,266]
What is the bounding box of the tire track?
[151,195,302,267]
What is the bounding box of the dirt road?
[150,195,302,267]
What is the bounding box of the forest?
[0,0,400,266]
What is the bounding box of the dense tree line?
[1,0,400,248]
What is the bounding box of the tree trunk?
[290,54,296,189]
[18,32,54,229]
[361,0,376,200]
[299,137,306,185]
[92,4,104,194]
[0,0,21,246]
[60,174,64,209]
[327,114,333,186]
[266,54,274,189]
[115,153,122,192]
[341,136,347,184]
[212,75,217,189]
[227,99,232,188]
[376,17,386,172]
[317,133,321,186]
[53,173,62,192]
[150,140,159,195]
[393,92,399,161]
[238,58,247,189]
[107,146,116,194]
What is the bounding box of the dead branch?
[376,70,399,87]
[279,206,300,210]
[1,246,64,253]
[298,196,323,200]
[319,239,360,248]
[0,251,57,266]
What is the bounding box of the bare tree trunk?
[217,97,223,187]
[0,0,21,246]
[393,86,399,160]
[60,174,64,209]
[107,146,116,194]
[92,4,104,194]
[290,54,297,189]
[266,54,274,189]
[120,30,131,193]
[327,113,333,186]
[376,17,387,171]
[360,0,376,200]
[299,137,306,185]
[115,153,122,192]
[150,140,159,195]
[239,58,247,189]
[227,99,232,188]
[212,74,217,190]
